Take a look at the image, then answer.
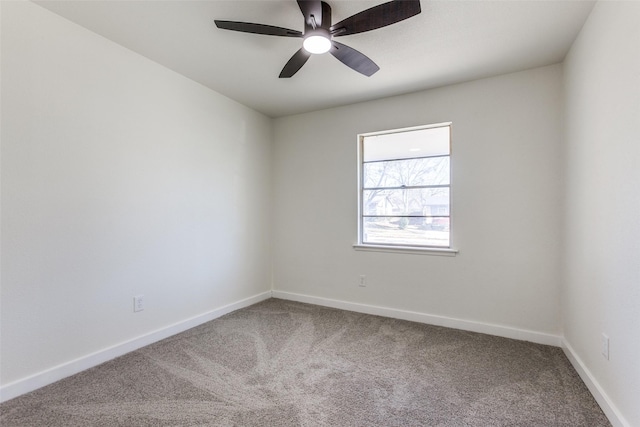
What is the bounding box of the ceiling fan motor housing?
[302,2,332,54]
[305,1,331,32]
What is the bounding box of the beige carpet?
[1,298,610,426]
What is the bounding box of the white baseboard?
[561,339,629,427]
[0,290,272,403]
[271,290,562,346]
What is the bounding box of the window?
[357,123,452,250]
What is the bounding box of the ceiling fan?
[214,0,421,78]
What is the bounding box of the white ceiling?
[34,0,595,118]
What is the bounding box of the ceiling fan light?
[303,35,331,54]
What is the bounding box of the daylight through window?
[358,123,451,248]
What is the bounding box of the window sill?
[353,244,458,256]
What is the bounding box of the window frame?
[355,122,458,256]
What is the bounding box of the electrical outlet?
[133,295,145,312]
[601,333,609,360]
[359,275,366,287]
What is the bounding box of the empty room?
[1,0,638,425]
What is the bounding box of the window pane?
[362,217,450,247]
[363,188,450,216]
[363,126,450,162]
[363,157,450,188]
[359,123,452,249]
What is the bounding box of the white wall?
[1,1,272,388]
[562,2,640,426]
[273,65,563,338]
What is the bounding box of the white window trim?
[356,122,457,256]
[353,243,458,256]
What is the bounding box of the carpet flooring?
[1,298,610,426]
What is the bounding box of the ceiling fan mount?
[214,0,421,78]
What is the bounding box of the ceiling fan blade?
[330,41,379,77]
[330,0,421,37]
[297,0,324,29]
[215,20,302,37]
[279,48,312,78]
